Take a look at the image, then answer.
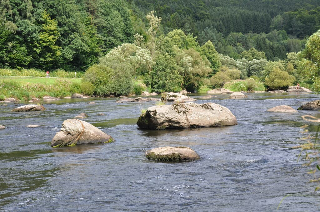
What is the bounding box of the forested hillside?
[0,0,134,71]
[131,0,320,60]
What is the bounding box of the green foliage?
[200,40,221,74]
[148,54,183,93]
[224,78,265,92]
[241,47,266,61]
[83,64,133,96]
[264,67,295,90]
[210,66,242,88]
[80,81,95,96]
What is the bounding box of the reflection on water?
[0,93,320,211]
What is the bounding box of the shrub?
[80,81,95,96]
[133,84,144,95]
[264,67,295,90]
[83,64,133,96]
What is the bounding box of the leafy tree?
[241,47,266,61]
[200,40,221,74]
[264,67,295,90]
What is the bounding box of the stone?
[207,88,233,94]
[298,100,320,111]
[141,91,150,96]
[27,125,41,128]
[162,92,196,102]
[146,146,200,162]
[137,102,237,130]
[230,92,247,99]
[74,113,88,119]
[43,96,60,101]
[4,98,18,103]
[267,105,298,113]
[71,93,84,98]
[0,125,6,130]
[12,104,46,112]
[287,86,312,93]
[51,119,113,147]
[116,97,159,103]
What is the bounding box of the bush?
[133,84,144,95]
[83,64,133,96]
[80,81,95,96]
[224,78,265,92]
[264,67,295,90]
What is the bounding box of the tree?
[241,47,266,61]
[200,40,221,74]
[264,67,295,90]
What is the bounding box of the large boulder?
[137,102,237,130]
[12,104,45,112]
[298,100,320,111]
[146,146,200,162]
[51,119,113,147]
[267,105,298,113]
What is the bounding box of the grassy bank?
[0,69,90,101]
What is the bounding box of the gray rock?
[287,86,312,93]
[137,102,237,130]
[117,97,159,103]
[207,88,233,94]
[27,125,41,128]
[146,146,200,162]
[71,93,84,98]
[43,96,60,101]
[298,100,320,111]
[74,113,88,119]
[51,119,113,147]
[230,92,247,99]
[267,105,298,113]
[162,92,196,102]
[12,104,46,112]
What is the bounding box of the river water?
[0,93,320,211]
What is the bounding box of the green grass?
[0,76,81,85]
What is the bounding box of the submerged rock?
[298,100,320,111]
[116,97,159,103]
[12,104,46,112]
[137,102,237,130]
[27,125,40,128]
[51,119,113,147]
[267,105,298,113]
[74,113,88,119]
[146,146,200,162]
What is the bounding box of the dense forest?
[1,0,320,94]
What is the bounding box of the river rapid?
[0,93,320,211]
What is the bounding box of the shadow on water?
[92,118,138,128]
[52,144,102,154]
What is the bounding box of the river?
[0,93,319,211]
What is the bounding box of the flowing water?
[0,93,320,211]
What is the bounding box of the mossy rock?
[146,146,200,162]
